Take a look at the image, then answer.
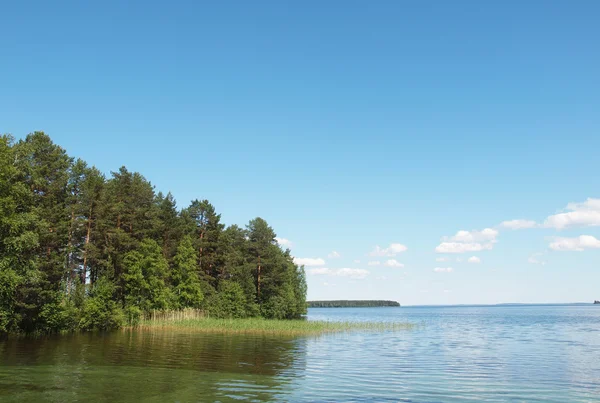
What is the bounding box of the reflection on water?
[1,305,600,402]
[0,331,307,402]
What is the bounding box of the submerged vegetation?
[308,300,400,308]
[0,132,307,336]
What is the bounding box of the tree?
[153,192,183,261]
[212,281,247,318]
[12,132,72,333]
[79,277,124,331]
[171,236,204,309]
[222,225,259,316]
[123,239,171,312]
[0,135,39,333]
[185,199,225,286]
[1,131,308,334]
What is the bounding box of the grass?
[135,310,414,336]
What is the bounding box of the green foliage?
[171,236,204,309]
[79,277,124,331]
[0,131,307,334]
[124,305,142,326]
[0,267,21,333]
[211,281,247,318]
[123,239,170,312]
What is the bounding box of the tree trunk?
[257,255,261,300]
[82,204,93,285]
[66,207,76,293]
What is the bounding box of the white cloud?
[436,228,498,254]
[328,251,341,258]
[549,235,600,252]
[435,241,494,254]
[500,219,537,230]
[384,259,404,267]
[308,267,370,279]
[367,261,381,266]
[434,267,454,273]
[446,228,498,243]
[435,257,450,262]
[528,253,546,265]
[544,198,600,230]
[353,259,361,264]
[334,268,370,279]
[467,256,481,264]
[294,257,325,266]
[376,276,388,280]
[275,237,292,247]
[369,243,408,257]
[308,267,332,275]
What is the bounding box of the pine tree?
[0,135,39,333]
[1,132,308,333]
[154,192,182,261]
[12,132,73,332]
[185,199,225,287]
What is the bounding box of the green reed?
[136,312,413,336]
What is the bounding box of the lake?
[1,305,599,402]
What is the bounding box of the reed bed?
[136,311,413,336]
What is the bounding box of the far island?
[594,300,600,305]
[308,300,400,308]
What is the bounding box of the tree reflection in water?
[0,329,308,402]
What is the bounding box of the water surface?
[1,305,599,402]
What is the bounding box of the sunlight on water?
[1,305,599,402]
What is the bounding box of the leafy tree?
[79,277,124,331]
[171,236,204,309]
[11,132,72,333]
[0,135,39,333]
[212,281,247,318]
[0,132,307,334]
[123,239,171,312]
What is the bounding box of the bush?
[79,277,124,331]
[125,305,142,326]
[210,281,247,319]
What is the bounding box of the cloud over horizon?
[308,267,370,279]
[544,198,600,229]
[275,237,292,247]
[294,257,326,266]
[436,228,498,254]
[500,219,537,230]
[369,243,408,257]
[548,235,600,251]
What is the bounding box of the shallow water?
[1,305,599,402]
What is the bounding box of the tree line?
[0,132,307,335]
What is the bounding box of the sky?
[1,0,599,305]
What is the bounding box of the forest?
[0,132,307,335]
[308,300,400,308]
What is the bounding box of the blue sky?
[2,1,599,304]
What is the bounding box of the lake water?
[1,305,599,402]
